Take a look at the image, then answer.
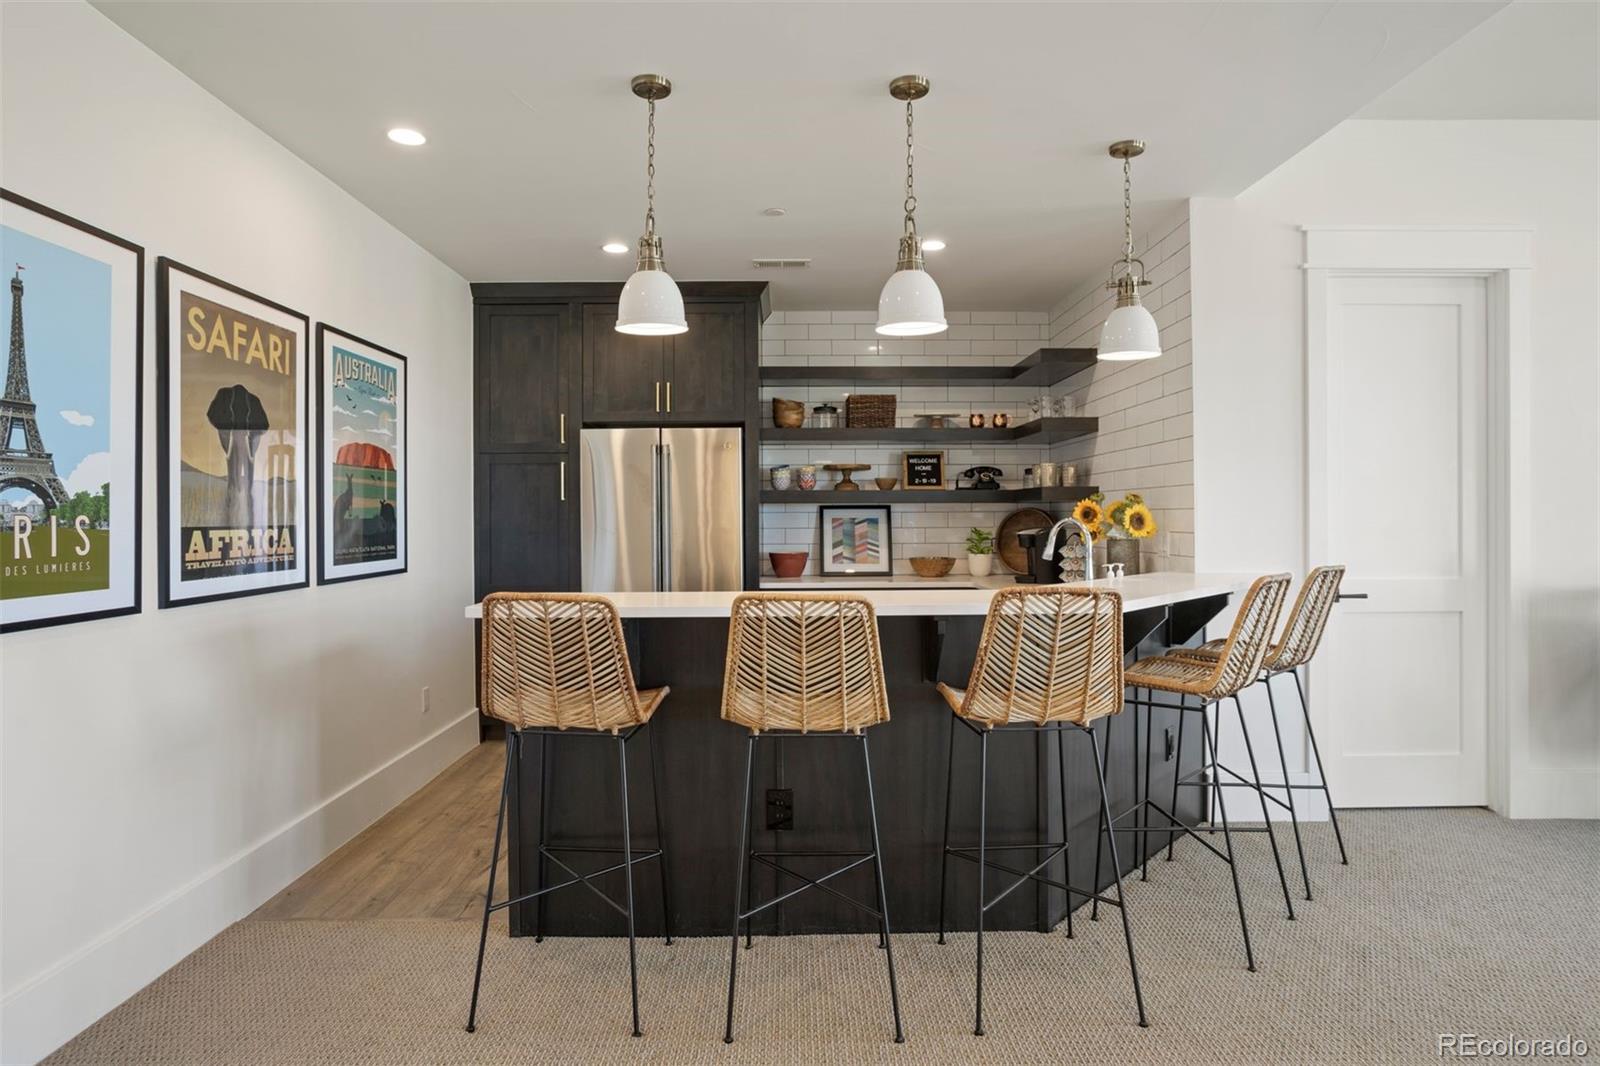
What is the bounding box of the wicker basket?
[847,394,897,428]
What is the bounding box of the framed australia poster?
[157,258,309,607]
[818,504,892,576]
[316,324,407,584]
[0,190,143,632]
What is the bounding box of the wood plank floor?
[250,740,502,922]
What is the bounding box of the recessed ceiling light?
[922,238,946,252]
[762,207,787,217]
[387,127,426,146]
[602,241,630,254]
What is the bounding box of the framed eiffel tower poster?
[157,259,309,607]
[0,191,143,633]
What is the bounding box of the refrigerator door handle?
[651,443,662,592]
[661,443,673,591]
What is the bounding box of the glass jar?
[1023,467,1036,489]
[1035,461,1060,487]
[811,404,838,429]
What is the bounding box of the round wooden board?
[996,507,1054,574]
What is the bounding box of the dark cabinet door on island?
[582,303,667,423]
[665,302,747,423]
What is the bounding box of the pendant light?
[1097,139,1161,361]
[616,74,687,336]
[875,75,947,337]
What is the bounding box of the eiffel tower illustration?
[1,265,71,511]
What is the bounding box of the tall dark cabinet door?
[582,304,666,423]
[477,304,574,452]
[476,454,576,594]
[666,303,747,423]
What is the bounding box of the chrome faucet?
[1041,516,1095,582]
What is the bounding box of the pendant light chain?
[903,99,918,238]
[1122,153,1134,267]
[644,97,657,239]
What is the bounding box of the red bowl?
[768,551,809,578]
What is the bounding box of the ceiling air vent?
[751,258,812,269]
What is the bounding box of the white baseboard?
[1509,767,1600,819]
[0,709,480,1066]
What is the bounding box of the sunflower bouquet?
[1071,492,1157,540]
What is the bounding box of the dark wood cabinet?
[475,453,576,595]
[476,303,575,452]
[665,302,746,423]
[581,304,667,423]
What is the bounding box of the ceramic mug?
[771,465,793,491]
[797,465,817,490]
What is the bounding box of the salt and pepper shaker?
[1106,563,1126,579]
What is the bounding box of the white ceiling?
[1360,0,1599,119]
[96,1,1504,309]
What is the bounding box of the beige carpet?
[46,811,1600,1065]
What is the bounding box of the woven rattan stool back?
[480,592,650,733]
[1202,573,1293,699]
[721,594,890,733]
[1265,565,1345,671]
[954,587,1124,727]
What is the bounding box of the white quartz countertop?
[464,572,1254,620]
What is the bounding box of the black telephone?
[957,466,1004,490]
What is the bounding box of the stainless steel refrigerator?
[580,427,744,592]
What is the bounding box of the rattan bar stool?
[466,593,673,1039]
[935,586,1149,1035]
[1169,565,1351,900]
[720,593,905,1045]
[1118,574,1296,973]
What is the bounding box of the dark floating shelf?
[761,486,1098,504]
[760,417,1096,446]
[760,347,1096,388]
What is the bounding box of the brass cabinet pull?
[666,380,672,412]
[655,381,661,412]
[559,460,566,502]
[559,412,566,445]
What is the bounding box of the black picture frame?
[0,190,145,633]
[156,258,311,608]
[902,449,946,489]
[818,504,893,576]
[315,322,408,585]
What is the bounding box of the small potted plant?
[965,526,996,577]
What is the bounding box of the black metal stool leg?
[937,711,956,945]
[1088,726,1150,1028]
[724,734,756,1044]
[535,731,551,942]
[1056,725,1073,939]
[742,746,757,950]
[617,736,642,1037]
[1204,703,1220,834]
[1208,705,1257,972]
[1090,717,1108,922]
[1232,696,1295,921]
[1292,669,1349,864]
[973,728,989,1037]
[466,731,514,1033]
[1140,691,1154,881]
[861,735,905,1043]
[1263,679,1312,901]
[646,720,675,943]
[1165,695,1186,861]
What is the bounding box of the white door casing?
[1308,270,1490,807]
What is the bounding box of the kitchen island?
[464,572,1251,938]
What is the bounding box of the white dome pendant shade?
[875,75,946,338]
[617,235,687,336]
[1097,139,1161,362]
[876,237,947,337]
[616,74,687,337]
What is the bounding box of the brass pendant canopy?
[630,74,672,101]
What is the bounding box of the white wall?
[1190,119,1600,818]
[1047,208,1195,572]
[0,5,478,1060]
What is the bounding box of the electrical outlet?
[421,686,431,714]
[766,788,794,831]
[1164,727,1175,762]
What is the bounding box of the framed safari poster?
[157,258,309,607]
[0,190,143,632]
[316,324,406,584]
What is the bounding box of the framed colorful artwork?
[818,504,892,576]
[316,323,407,584]
[0,190,144,632]
[156,258,309,607]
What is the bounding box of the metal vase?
[1105,537,1141,576]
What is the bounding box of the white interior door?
[1309,274,1488,807]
